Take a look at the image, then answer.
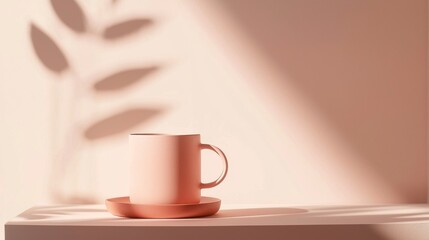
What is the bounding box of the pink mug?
[129,133,228,204]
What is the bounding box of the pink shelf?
[6,204,429,240]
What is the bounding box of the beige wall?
[0,0,427,237]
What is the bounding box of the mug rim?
[129,133,200,137]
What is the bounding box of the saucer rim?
[105,196,221,207]
[105,196,221,218]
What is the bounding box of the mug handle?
[200,144,229,189]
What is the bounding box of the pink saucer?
[105,196,221,219]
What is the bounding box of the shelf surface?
[6,204,429,240]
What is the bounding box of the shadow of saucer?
[211,207,308,219]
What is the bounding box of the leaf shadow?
[102,18,154,40]
[29,23,69,73]
[50,0,87,33]
[84,108,162,140]
[19,207,106,221]
[211,208,308,219]
[94,66,160,92]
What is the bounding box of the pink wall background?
[204,0,429,202]
[199,0,428,203]
[0,0,428,237]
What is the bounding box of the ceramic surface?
[106,196,221,218]
[129,134,228,204]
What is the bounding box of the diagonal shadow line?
[211,0,427,203]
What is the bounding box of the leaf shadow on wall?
[84,108,162,140]
[29,0,164,204]
[94,66,160,92]
[212,0,427,203]
[30,23,69,73]
[102,18,154,40]
[50,0,87,33]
